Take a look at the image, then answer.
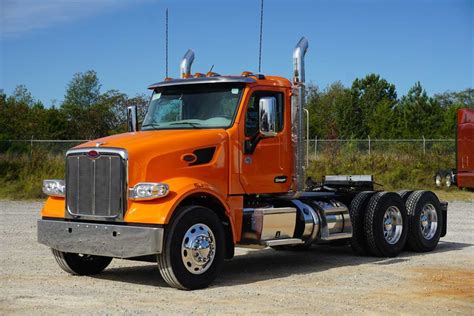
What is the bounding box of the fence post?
[30,135,34,157]
[315,137,318,158]
[368,136,371,156]
[422,136,426,155]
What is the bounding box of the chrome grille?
[66,150,126,219]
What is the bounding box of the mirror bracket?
[244,133,264,154]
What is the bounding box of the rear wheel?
[405,191,443,252]
[349,191,375,255]
[51,249,112,275]
[157,205,225,290]
[396,190,413,204]
[434,172,443,188]
[445,174,452,188]
[364,192,408,257]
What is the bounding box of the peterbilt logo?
[87,150,100,158]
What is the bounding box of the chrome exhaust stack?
[180,49,195,78]
[292,37,309,194]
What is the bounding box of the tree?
[434,88,473,137]
[351,74,398,138]
[0,85,43,140]
[61,70,109,139]
[63,70,101,110]
[396,82,444,138]
[306,82,353,139]
[435,88,474,109]
[106,91,149,134]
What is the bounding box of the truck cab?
[38,38,447,290]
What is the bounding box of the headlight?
[42,179,65,197]
[129,182,169,200]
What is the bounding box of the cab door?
[239,89,291,194]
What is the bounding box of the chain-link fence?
[1,138,455,158]
[307,138,455,160]
[0,140,89,155]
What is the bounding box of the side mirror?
[127,105,138,132]
[259,97,277,137]
[245,96,278,154]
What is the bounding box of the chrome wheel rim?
[445,175,452,188]
[420,204,438,240]
[435,175,442,187]
[181,223,216,275]
[382,206,403,245]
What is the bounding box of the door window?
[245,92,284,137]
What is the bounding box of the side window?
[245,92,284,137]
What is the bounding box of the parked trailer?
[38,38,447,290]
[435,108,474,189]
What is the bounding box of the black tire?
[364,192,408,257]
[51,249,112,275]
[405,190,443,252]
[396,190,413,204]
[349,191,375,255]
[157,205,225,290]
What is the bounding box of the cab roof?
[148,75,291,90]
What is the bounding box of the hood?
[77,129,227,155]
[75,129,229,184]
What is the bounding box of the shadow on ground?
[93,240,471,289]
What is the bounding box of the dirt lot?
[1,200,473,315]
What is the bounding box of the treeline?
[308,74,473,139]
[0,70,148,141]
[1,70,473,142]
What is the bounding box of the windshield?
[141,84,244,130]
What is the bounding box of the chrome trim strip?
[148,76,256,89]
[38,219,164,258]
[66,147,128,160]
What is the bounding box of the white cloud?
[1,0,140,38]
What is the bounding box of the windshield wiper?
[169,122,202,129]
[141,123,162,130]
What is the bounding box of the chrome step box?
[240,207,297,245]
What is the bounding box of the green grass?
[0,150,472,201]
[0,151,64,199]
[308,150,473,201]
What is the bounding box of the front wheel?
[157,205,225,290]
[52,249,112,275]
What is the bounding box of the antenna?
[258,0,264,73]
[165,8,169,78]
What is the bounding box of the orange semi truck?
[38,38,447,290]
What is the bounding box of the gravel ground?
[1,200,473,315]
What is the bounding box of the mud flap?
[440,201,448,237]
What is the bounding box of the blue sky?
[1,0,472,105]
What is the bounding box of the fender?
[40,178,233,226]
[125,177,240,242]
[41,196,66,218]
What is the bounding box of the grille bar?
[65,149,127,220]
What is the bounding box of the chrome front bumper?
[37,219,164,258]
